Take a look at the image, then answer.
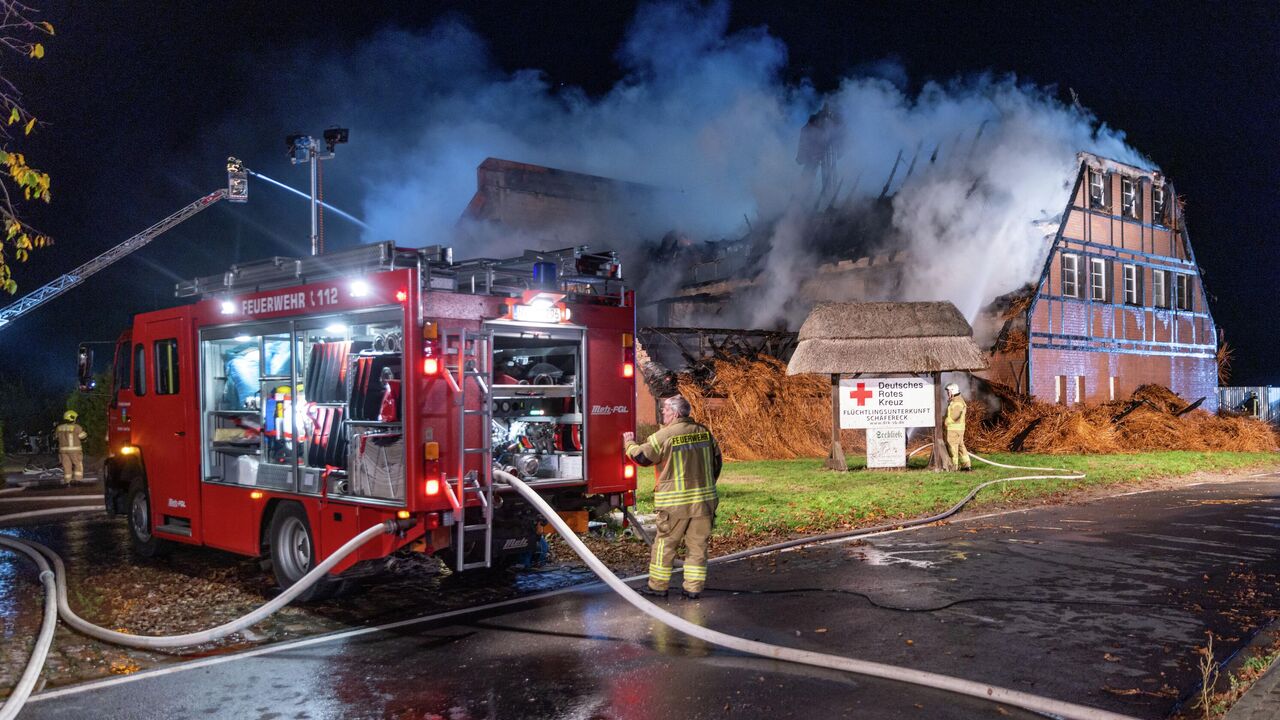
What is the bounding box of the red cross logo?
[848,382,874,406]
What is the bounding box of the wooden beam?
[826,373,847,471]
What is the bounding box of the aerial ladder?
[0,159,249,331]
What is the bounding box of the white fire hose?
[0,506,399,720]
[1,455,1124,720]
[494,469,1133,720]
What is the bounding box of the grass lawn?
[632,451,1280,537]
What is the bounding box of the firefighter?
[1244,392,1261,418]
[55,410,88,485]
[623,395,722,600]
[944,383,972,471]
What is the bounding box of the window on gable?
[1175,274,1193,311]
[1153,269,1169,309]
[1089,258,1109,302]
[1088,169,1107,209]
[1061,253,1081,298]
[1122,264,1141,305]
[1121,177,1139,219]
[1152,184,1168,226]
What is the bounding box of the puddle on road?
[855,545,945,569]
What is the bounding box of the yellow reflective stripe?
[683,565,707,579]
[654,486,717,502]
[653,486,717,507]
[647,434,664,456]
[648,565,673,579]
[674,447,685,491]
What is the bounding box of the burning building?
[983,152,1218,409]
[452,145,1220,414]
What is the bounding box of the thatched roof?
[788,301,989,375]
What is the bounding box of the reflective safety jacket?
[945,396,967,431]
[55,422,87,452]
[626,417,723,518]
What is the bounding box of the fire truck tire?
[127,480,171,558]
[267,504,339,602]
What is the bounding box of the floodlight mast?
[287,127,348,256]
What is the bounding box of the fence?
[1217,386,1280,423]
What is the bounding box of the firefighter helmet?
[63,410,78,422]
[945,383,961,397]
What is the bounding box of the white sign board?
[866,428,906,468]
[839,377,935,429]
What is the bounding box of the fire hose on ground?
[0,455,1131,720]
[0,510,405,720]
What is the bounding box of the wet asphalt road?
[14,474,1280,720]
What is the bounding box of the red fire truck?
[98,242,638,599]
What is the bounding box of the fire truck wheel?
[267,504,338,602]
[127,480,171,558]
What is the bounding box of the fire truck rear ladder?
[441,327,495,571]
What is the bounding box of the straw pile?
[676,356,865,461]
[971,385,1278,455]
[665,354,1275,459]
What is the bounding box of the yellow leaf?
[7,108,17,125]
[30,43,44,59]
[23,117,34,135]
[15,248,25,262]
[39,21,54,35]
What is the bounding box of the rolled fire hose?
[497,469,1131,720]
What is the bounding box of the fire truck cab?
[101,242,637,599]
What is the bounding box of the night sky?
[3,1,1277,391]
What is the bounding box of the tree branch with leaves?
[0,0,52,294]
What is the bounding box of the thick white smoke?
[328,0,1149,327]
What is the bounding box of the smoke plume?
[298,1,1150,328]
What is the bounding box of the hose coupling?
[384,517,417,534]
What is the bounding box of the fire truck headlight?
[219,301,236,315]
[119,445,138,456]
[396,510,411,520]
[350,279,370,297]
[250,490,264,500]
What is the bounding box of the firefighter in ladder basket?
[55,410,88,485]
[623,395,723,600]
[944,383,972,471]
